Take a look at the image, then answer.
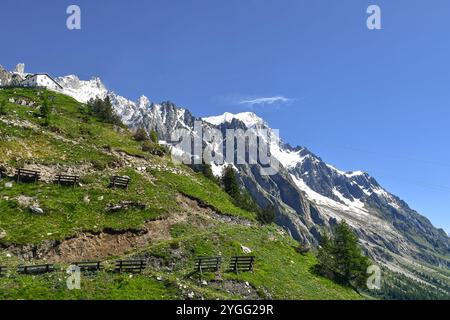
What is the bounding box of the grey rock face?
[14,63,25,75]
[128,102,450,271]
[10,74,24,86]
[0,65,12,86]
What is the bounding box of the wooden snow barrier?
[73,261,102,272]
[114,259,147,273]
[18,264,54,275]
[15,168,41,183]
[194,256,222,276]
[109,176,130,189]
[54,174,80,187]
[228,256,255,273]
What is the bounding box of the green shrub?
[0,100,6,115]
[150,129,158,143]
[134,127,148,141]
[257,205,276,225]
[142,141,166,156]
[92,160,107,170]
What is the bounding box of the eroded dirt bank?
[1,194,253,263]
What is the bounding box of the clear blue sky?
[1,0,449,233]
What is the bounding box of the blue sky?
[1,0,449,233]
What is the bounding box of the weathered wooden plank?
[109,176,131,189]
[229,256,255,273]
[18,264,54,275]
[15,168,41,183]
[114,259,146,273]
[74,261,102,272]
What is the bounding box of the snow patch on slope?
[290,174,369,217]
[203,112,264,128]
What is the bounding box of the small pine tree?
[257,205,276,225]
[150,129,158,143]
[221,165,240,199]
[202,163,216,181]
[134,126,148,141]
[39,95,51,125]
[316,221,371,290]
[316,234,335,279]
[333,221,370,288]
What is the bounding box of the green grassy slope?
[0,88,361,300]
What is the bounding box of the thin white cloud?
[239,96,292,106]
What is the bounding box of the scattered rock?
[5,182,12,188]
[17,195,38,207]
[83,195,90,204]
[0,229,6,239]
[209,280,261,299]
[241,245,252,254]
[97,196,104,201]
[187,291,195,299]
[106,201,146,213]
[30,206,44,214]
[201,280,208,286]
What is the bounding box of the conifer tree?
[150,129,158,143]
[222,165,240,199]
[316,221,370,290]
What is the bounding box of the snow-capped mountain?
[55,75,108,103]
[55,73,450,278]
[202,112,449,263]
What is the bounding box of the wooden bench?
[74,261,102,272]
[229,256,255,273]
[0,266,7,277]
[15,168,41,183]
[109,176,130,189]
[195,256,222,275]
[54,174,80,187]
[18,264,54,275]
[115,259,146,273]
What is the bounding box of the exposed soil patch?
[179,193,255,227]
[43,211,187,263]
[2,194,254,263]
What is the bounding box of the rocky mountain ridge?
[2,65,449,283]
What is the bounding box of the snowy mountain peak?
[138,95,151,109]
[56,75,108,103]
[202,112,264,128]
